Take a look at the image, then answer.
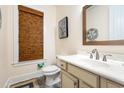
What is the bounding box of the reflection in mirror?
[86,5,124,41]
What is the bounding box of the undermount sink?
[119,63,124,67]
[66,55,112,68]
[79,58,110,68]
[89,60,110,67]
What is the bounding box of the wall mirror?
[83,5,124,45]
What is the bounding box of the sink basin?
[89,60,110,67]
[121,64,124,66]
[65,55,89,62]
[79,58,110,68]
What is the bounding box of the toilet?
[42,65,61,87]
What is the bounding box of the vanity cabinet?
[57,59,124,88]
[61,70,78,88]
[100,78,123,88]
[68,64,100,88]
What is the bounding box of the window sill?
[12,59,47,67]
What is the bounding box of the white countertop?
[57,54,124,85]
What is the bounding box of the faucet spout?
[92,49,99,60]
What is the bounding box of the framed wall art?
[58,17,68,39]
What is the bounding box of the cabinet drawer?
[68,64,99,88]
[57,60,67,70]
[79,79,91,88]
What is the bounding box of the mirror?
[83,5,124,45]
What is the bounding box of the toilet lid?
[42,65,59,73]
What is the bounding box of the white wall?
[56,6,82,55]
[7,5,56,76]
[56,5,124,56]
[0,6,8,87]
[0,5,56,87]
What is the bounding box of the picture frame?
[58,17,68,39]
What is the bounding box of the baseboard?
[4,70,43,88]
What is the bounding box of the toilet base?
[45,72,60,87]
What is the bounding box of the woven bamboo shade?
[18,5,44,62]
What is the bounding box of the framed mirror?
[83,5,124,45]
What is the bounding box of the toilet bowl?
[42,65,60,87]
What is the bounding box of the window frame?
[13,5,45,66]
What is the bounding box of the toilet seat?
[42,65,60,75]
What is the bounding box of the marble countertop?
[57,54,124,85]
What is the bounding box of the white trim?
[4,70,44,88]
[13,6,19,64]
[12,59,47,67]
[12,6,46,65]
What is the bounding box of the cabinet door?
[100,78,123,88]
[61,70,78,88]
[68,64,99,88]
[79,80,91,88]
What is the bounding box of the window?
[18,5,44,62]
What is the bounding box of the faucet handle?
[92,49,97,53]
[90,53,93,59]
[103,54,112,62]
[87,51,93,59]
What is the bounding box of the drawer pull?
[57,60,67,70]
